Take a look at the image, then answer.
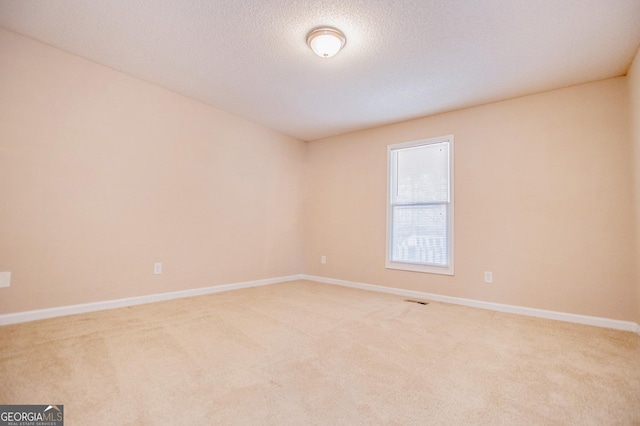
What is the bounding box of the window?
[387,135,454,275]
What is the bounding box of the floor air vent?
[404,299,428,305]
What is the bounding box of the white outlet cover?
[0,272,11,288]
[484,271,493,283]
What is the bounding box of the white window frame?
[386,135,454,275]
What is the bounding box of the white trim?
[0,275,303,326]
[3,274,637,334]
[301,274,639,333]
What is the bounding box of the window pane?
[395,142,449,204]
[391,204,448,266]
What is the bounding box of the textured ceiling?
[1,0,640,141]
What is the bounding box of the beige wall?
[0,29,306,314]
[629,46,640,325]
[305,77,636,321]
[1,27,637,323]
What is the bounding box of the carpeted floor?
[1,280,639,425]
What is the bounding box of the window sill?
[385,261,454,276]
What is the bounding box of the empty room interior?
[1,1,640,424]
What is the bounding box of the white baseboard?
[2,274,638,335]
[0,274,303,326]
[301,274,640,333]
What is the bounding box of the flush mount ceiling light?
[306,27,346,58]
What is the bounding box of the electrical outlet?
[154,263,162,275]
[0,272,10,288]
[321,256,326,264]
[484,271,493,283]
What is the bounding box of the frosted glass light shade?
[307,28,346,58]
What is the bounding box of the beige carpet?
[1,280,639,425]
